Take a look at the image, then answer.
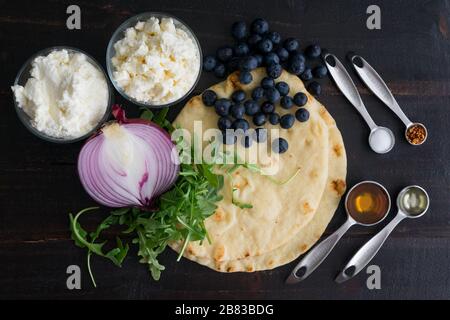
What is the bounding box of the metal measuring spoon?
[324,53,395,153]
[286,181,391,284]
[335,185,430,283]
[348,54,428,146]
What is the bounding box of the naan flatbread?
[171,68,346,272]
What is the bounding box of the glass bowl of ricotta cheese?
[12,46,114,143]
[106,12,202,108]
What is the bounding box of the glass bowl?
[106,12,203,109]
[12,46,114,144]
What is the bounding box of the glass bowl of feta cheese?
[106,12,203,108]
[12,46,114,143]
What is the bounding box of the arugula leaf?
[69,207,129,287]
[231,187,253,209]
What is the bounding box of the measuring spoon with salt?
[335,185,430,283]
[347,54,428,146]
[323,53,395,154]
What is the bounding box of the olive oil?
[346,182,390,225]
[398,187,429,216]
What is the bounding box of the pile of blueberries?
[202,18,327,97]
[202,75,310,154]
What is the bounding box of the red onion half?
[78,106,179,209]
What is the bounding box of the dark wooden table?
[1,0,449,300]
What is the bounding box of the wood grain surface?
[0,0,449,299]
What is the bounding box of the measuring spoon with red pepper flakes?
[347,53,428,146]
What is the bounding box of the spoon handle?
[323,53,377,130]
[348,54,412,127]
[335,213,406,283]
[286,218,355,284]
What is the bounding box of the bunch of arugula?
[69,108,223,286]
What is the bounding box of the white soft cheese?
[12,50,108,138]
[111,17,200,104]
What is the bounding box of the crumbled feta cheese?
[112,17,200,104]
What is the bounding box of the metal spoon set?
[323,53,427,153]
[286,53,431,284]
[286,183,430,284]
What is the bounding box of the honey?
[346,182,390,225]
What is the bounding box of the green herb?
[69,207,129,287]
[140,107,174,132]
[231,187,253,209]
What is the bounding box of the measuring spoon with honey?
[347,54,428,146]
[286,181,391,284]
[336,185,430,283]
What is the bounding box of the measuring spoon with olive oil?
[336,185,430,283]
[286,181,391,284]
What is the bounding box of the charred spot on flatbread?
[331,179,346,196]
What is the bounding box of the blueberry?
[261,101,275,114]
[293,92,308,106]
[231,103,245,119]
[240,71,253,84]
[232,119,250,131]
[267,63,283,79]
[226,57,240,72]
[272,138,289,154]
[313,65,328,79]
[268,112,280,125]
[202,90,217,106]
[288,60,305,75]
[231,21,248,40]
[222,131,237,145]
[232,90,246,103]
[239,56,258,71]
[254,128,268,143]
[254,54,264,67]
[234,42,250,57]
[203,55,217,72]
[275,82,290,96]
[214,63,226,78]
[241,135,253,148]
[295,108,310,122]
[253,112,266,126]
[247,34,262,48]
[276,47,289,62]
[300,67,313,81]
[251,18,269,35]
[280,95,294,109]
[305,44,322,59]
[280,114,295,129]
[261,77,275,89]
[214,98,232,116]
[264,87,281,103]
[266,31,281,45]
[284,37,300,52]
[244,99,260,116]
[216,46,233,62]
[290,52,306,64]
[218,116,233,131]
[258,38,273,53]
[307,82,321,96]
[264,52,280,66]
[251,87,265,101]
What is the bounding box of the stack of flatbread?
[171,68,347,272]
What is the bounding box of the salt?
[369,128,394,153]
